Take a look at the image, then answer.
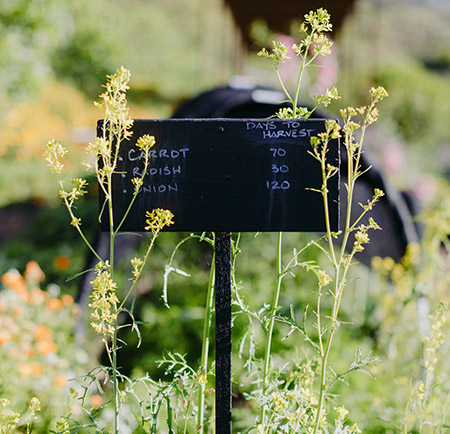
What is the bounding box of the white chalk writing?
[132,165,182,178]
[266,180,290,190]
[267,146,290,191]
[127,146,189,195]
[263,128,315,139]
[142,183,178,194]
[246,120,316,141]
[128,147,190,162]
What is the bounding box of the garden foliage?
[0,6,448,434]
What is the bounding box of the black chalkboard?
[100,119,340,232]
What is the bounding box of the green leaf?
[66,268,95,282]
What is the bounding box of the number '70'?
[269,147,287,157]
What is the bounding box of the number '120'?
[266,180,290,190]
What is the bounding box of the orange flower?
[28,288,47,304]
[0,329,12,345]
[2,269,27,300]
[35,325,53,341]
[71,304,81,318]
[20,342,35,359]
[2,269,23,286]
[46,298,63,311]
[91,394,103,409]
[54,374,67,389]
[25,261,45,283]
[19,362,44,377]
[61,294,74,306]
[54,256,72,271]
[13,306,23,318]
[0,301,6,313]
[37,340,57,355]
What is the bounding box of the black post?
[215,232,232,434]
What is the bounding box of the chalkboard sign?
[99,118,340,232]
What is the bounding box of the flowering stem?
[313,269,339,433]
[293,30,316,118]
[197,255,215,433]
[261,231,283,427]
[119,231,158,312]
[275,68,293,104]
[313,115,370,433]
[114,149,149,236]
[59,181,102,263]
[112,322,119,434]
[106,140,119,434]
[292,55,307,117]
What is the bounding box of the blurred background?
[0,0,449,431]
[1,0,449,205]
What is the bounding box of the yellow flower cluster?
[353,229,370,252]
[145,208,175,235]
[317,269,332,287]
[89,263,119,337]
[43,139,68,174]
[423,301,447,373]
[95,66,134,141]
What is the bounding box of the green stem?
[197,255,216,433]
[320,156,337,265]
[260,231,283,427]
[183,375,198,434]
[337,133,355,266]
[292,57,307,117]
[118,231,158,312]
[338,116,370,263]
[106,155,118,434]
[112,320,119,434]
[70,213,102,263]
[292,34,314,117]
[114,149,149,235]
[60,182,102,263]
[314,264,356,432]
[317,289,324,356]
[313,131,355,433]
[275,68,293,104]
[108,178,115,270]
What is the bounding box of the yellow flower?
[136,134,155,152]
[382,257,395,274]
[44,139,68,174]
[369,86,389,103]
[29,397,41,412]
[198,371,208,385]
[89,264,119,337]
[371,256,383,271]
[145,209,174,234]
[334,406,349,420]
[318,269,332,286]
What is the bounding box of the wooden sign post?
[214,231,232,434]
[101,118,340,433]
